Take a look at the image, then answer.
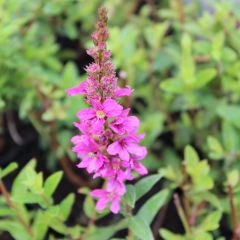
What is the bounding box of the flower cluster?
[66,7,147,214]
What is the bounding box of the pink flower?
[107,178,126,194]
[107,136,147,161]
[90,189,121,214]
[77,152,109,174]
[71,135,98,158]
[77,99,123,134]
[122,156,148,175]
[65,80,87,96]
[110,109,140,135]
[90,178,125,214]
[115,86,133,97]
[78,99,122,120]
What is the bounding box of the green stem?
[228,185,240,240]
[0,180,34,238]
[173,193,191,235]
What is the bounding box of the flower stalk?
[66,7,147,214]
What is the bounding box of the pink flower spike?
[66,7,148,214]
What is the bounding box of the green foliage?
[1,0,240,239]
[185,145,214,191]
[137,189,170,224]
[123,185,136,208]
[44,171,63,197]
[134,173,162,200]
[0,162,18,179]
[0,160,79,240]
[129,216,154,240]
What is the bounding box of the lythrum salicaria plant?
[66,7,147,214]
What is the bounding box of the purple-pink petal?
[119,148,130,161]
[77,156,92,168]
[77,108,96,120]
[115,86,133,97]
[110,195,120,214]
[134,162,148,175]
[125,116,140,130]
[65,81,87,96]
[126,143,147,158]
[103,99,123,117]
[107,141,122,155]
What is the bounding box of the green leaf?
[44,171,63,197]
[222,122,240,152]
[129,216,154,240]
[67,226,83,239]
[135,174,162,200]
[194,232,212,240]
[0,208,15,217]
[181,33,195,84]
[196,192,222,210]
[139,112,165,148]
[30,172,43,194]
[0,162,18,179]
[160,228,186,240]
[78,187,91,195]
[185,145,199,165]
[192,160,214,191]
[87,219,128,240]
[32,211,51,240]
[11,160,37,201]
[14,203,30,225]
[137,189,170,224]
[62,61,79,89]
[0,220,31,240]
[49,219,67,235]
[111,238,125,240]
[211,32,224,61]
[199,211,222,231]
[184,146,213,191]
[207,136,224,160]
[59,193,75,221]
[160,78,185,93]
[0,98,5,110]
[143,22,169,49]
[194,68,217,88]
[217,104,240,128]
[227,170,239,188]
[124,185,136,208]
[83,195,95,219]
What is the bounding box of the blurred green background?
[1,0,240,239]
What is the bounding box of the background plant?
[1,0,240,239]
